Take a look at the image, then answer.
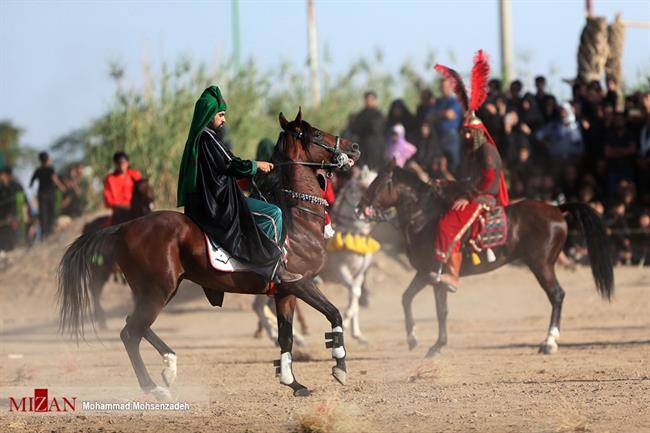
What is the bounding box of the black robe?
[184,129,281,272]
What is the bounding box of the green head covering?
[177,85,228,206]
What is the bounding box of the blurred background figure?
[350,91,385,170]
[430,78,462,172]
[29,151,65,239]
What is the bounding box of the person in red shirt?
[103,151,142,225]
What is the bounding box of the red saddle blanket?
[469,206,508,251]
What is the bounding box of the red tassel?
[469,50,490,111]
[433,64,469,112]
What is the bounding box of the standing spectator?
[631,210,650,265]
[385,99,416,142]
[604,112,637,196]
[637,92,650,207]
[60,164,85,218]
[535,102,584,170]
[509,145,533,199]
[431,78,462,172]
[506,79,524,113]
[534,75,558,122]
[350,91,385,170]
[407,122,440,183]
[385,124,416,168]
[0,169,18,251]
[29,151,65,239]
[415,88,436,127]
[606,201,633,265]
[103,151,142,225]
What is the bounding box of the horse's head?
[278,108,360,171]
[356,159,440,223]
[132,178,155,214]
[355,158,400,221]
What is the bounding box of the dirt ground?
[1,214,649,432]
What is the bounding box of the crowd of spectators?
[0,152,86,254]
[344,77,650,266]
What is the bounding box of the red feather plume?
[469,50,490,111]
[433,64,468,112]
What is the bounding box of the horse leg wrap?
[325,326,346,359]
[273,352,294,385]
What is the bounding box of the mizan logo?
[9,388,76,412]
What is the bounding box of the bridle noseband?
[282,127,351,171]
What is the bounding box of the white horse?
[322,166,377,343]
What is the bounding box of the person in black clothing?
[60,164,85,218]
[415,88,436,127]
[0,169,18,251]
[29,151,65,239]
[350,91,386,170]
[385,99,416,142]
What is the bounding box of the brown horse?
[357,160,614,357]
[58,110,360,399]
[81,178,155,329]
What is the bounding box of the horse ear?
[294,106,302,124]
[279,112,289,130]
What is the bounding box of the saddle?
[475,206,508,249]
[466,206,508,259]
[205,234,249,272]
[202,234,283,306]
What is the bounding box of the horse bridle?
[357,174,396,223]
[278,127,352,171]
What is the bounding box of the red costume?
[322,178,336,226]
[103,168,142,219]
[433,50,509,264]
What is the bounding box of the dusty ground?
[1,214,649,432]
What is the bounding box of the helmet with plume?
[434,50,494,150]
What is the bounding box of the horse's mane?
[392,166,430,195]
[254,120,314,239]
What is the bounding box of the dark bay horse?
[81,178,154,329]
[357,160,614,357]
[58,110,360,399]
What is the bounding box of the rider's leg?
[246,197,282,242]
[431,202,480,292]
[246,198,302,283]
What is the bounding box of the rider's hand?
[452,198,469,211]
[256,161,274,173]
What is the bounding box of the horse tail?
[559,202,614,300]
[57,225,120,340]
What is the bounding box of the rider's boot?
[430,252,462,293]
[277,264,303,284]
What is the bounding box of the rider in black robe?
[183,129,281,272]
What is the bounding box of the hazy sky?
[2,0,649,151]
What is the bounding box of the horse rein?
[281,129,352,172]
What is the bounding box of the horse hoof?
[539,342,558,355]
[407,335,418,351]
[425,346,442,358]
[353,334,369,345]
[332,367,347,385]
[294,387,311,397]
[161,353,177,387]
[149,386,172,402]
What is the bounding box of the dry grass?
[552,395,590,433]
[294,395,371,433]
[407,360,443,383]
[10,365,37,385]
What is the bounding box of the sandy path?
[1,216,649,432]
